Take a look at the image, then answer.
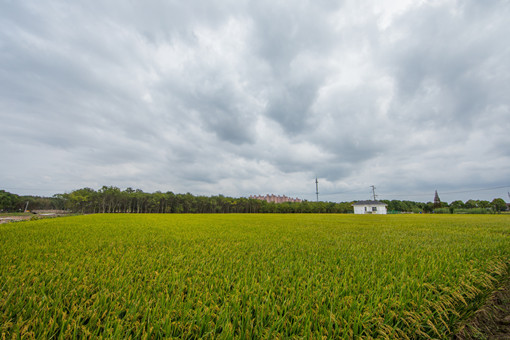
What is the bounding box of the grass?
[0,212,33,217]
[1,214,509,338]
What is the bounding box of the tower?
[434,190,441,208]
[315,177,319,202]
[370,185,377,201]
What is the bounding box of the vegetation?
[0,190,22,212]
[0,190,64,212]
[1,214,509,338]
[0,188,354,214]
[1,188,507,214]
[381,199,507,214]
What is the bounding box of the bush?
[433,207,451,214]
[453,208,490,214]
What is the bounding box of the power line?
[4,184,510,200]
[302,185,510,200]
[439,185,510,195]
[318,188,370,196]
[380,185,510,198]
[2,187,58,191]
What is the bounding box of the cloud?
[1,0,509,202]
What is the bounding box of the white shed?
[352,200,388,214]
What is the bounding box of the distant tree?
[450,200,465,210]
[65,188,93,213]
[464,199,478,209]
[51,194,66,210]
[478,200,491,209]
[338,201,353,213]
[24,191,57,211]
[0,190,21,212]
[98,186,122,213]
[402,200,417,212]
[491,198,507,212]
[389,200,404,211]
[423,202,434,213]
[55,186,509,215]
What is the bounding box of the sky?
[1,0,509,203]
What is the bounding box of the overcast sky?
[1,0,509,202]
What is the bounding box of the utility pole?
[315,177,319,202]
[370,185,377,201]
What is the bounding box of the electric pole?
[370,185,377,201]
[315,177,319,202]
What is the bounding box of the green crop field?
[1,214,509,339]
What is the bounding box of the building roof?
[351,200,388,206]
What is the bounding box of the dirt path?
[0,215,33,224]
[0,211,68,224]
[456,279,510,339]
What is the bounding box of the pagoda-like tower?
[433,190,441,208]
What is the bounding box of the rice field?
[1,214,509,339]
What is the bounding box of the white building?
[352,200,388,214]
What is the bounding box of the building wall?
[249,194,302,203]
[376,205,387,214]
[353,206,365,214]
[353,205,387,214]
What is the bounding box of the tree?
[464,199,478,209]
[98,186,122,213]
[478,200,490,209]
[450,200,465,210]
[491,198,507,212]
[67,188,96,213]
[423,202,434,213]
[55,186,510,215]
[0,190,21,212]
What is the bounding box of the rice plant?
[1,214,509,338]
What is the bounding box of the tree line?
[0,187,507,214]
[0,190,64,212]
[0,188,353,214]
[381,198,508,213]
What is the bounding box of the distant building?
[434,190,441,208]
[250,194,302,203]
[352,200,388,214]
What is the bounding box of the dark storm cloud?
[1,1,509,201]
[265,83,317,134]
[247,0,341,135]
[171,73,258,144]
